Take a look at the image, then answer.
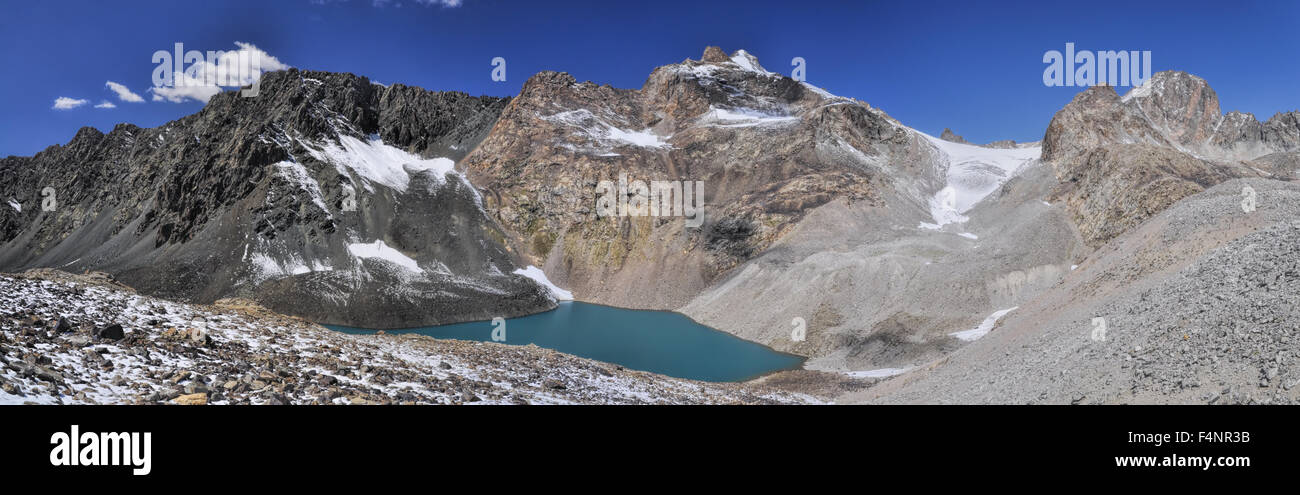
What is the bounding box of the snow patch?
[729,49,773,75]
[513,265,573,301]
[272,161,331,215]
[605,127,670,148]
[801,82,844,100]
[542,109,670,150]
[949,307,1018,342]
[304,135,457,193]
[700,106,799,128]
[844,368,908,379]
[347,240,421,273]
[1121,77,1156,102]
[7,199,19,212]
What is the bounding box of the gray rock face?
[939,128,970,144]
[866,179,1300,405]
[0,69,553,328]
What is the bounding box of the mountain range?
[3,47,1298,403]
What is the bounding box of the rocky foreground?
[0,269,815,405]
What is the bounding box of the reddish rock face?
[1041,70,1300,246]
[460,48,918,310]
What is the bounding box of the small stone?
[174,393,207,405]
[95,324,125,340]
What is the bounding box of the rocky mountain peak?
[728,49,769,73]
[520,70,580,95]
[1120,70,1213,104]
[701,46,729,63]
[939,128,970,144]
[1120,70,1221,146]
[1045,69,1300,165]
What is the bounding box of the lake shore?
[0,269,823,405]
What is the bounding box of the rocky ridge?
[1042,71,1300,246]
[0,269,814,405]
[0,70,555,328]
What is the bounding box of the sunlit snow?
[949,307,1018,342]
[513,265,574,301]
[347,240,421,273]
[916,131,1040,227]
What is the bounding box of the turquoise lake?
[324,302,804,382]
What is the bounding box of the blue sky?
[2,0,1297,157]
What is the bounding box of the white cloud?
[150,42,289,103]
[94,100,116,109]
[149,83,222,104]
[52,97,88,110]
[375,0,463,7]
[105,81,144,102]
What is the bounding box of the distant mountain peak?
[701,46,729,63]
[939,128,970,144]
[727,49,770,74]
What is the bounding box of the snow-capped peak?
[729,49,772,75]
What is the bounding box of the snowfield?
[916,131,1041,227]
[948,307,1018,342]
[347,240,422,273]
[304,134,458,193]
[542,109,671,151]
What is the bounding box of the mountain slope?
[0,70,554,328]
[460,47,930,310]
[860,178,1300,404]
[849,73,1300,403]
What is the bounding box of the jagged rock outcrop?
[939,128,970,144]
[0,69,554,328]
[1041,71,1300,246]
